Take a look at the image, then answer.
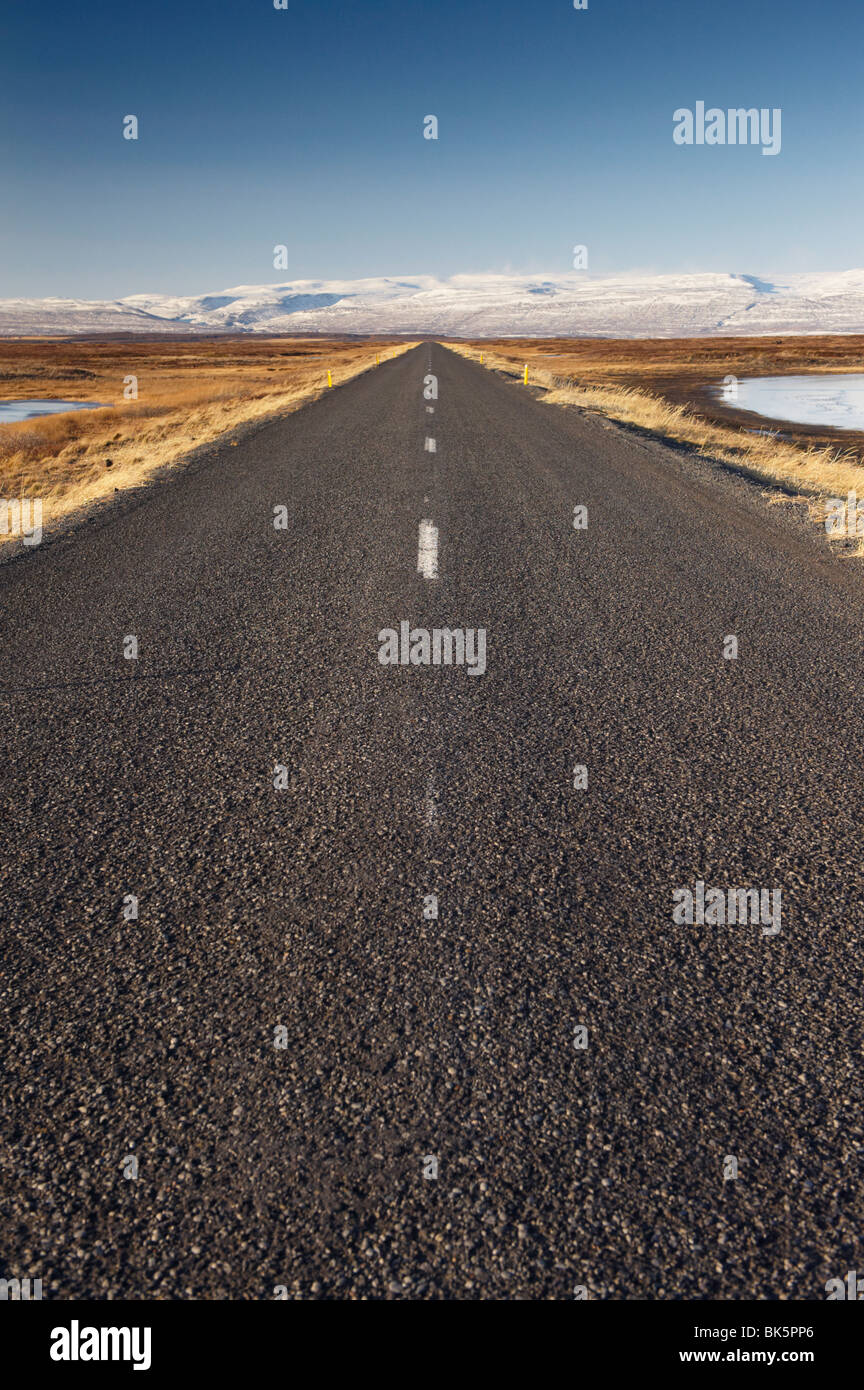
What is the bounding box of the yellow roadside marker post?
[327,370,333,388]
[523,363,528,385]
[480,352,484,364]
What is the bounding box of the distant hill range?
[3,270,864,338]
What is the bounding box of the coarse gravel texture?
[1,343,862,1301]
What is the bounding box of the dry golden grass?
[0,338,416,543]
[447,341,864,553]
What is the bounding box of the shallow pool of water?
[714,374,864,430]
[0,399,110,423]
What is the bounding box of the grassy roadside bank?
[0,338,416,546]
[445,340,864,554]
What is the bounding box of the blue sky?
[1,0,861,297]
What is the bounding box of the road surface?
[1,342,863,1300]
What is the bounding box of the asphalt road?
[2,342,863,1301]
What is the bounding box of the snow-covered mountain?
[3,270,864,338]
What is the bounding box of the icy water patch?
[0,399,110,423]
[715,374,864,430]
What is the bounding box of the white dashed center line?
[424,436,436,452]
[417,519,439,579]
